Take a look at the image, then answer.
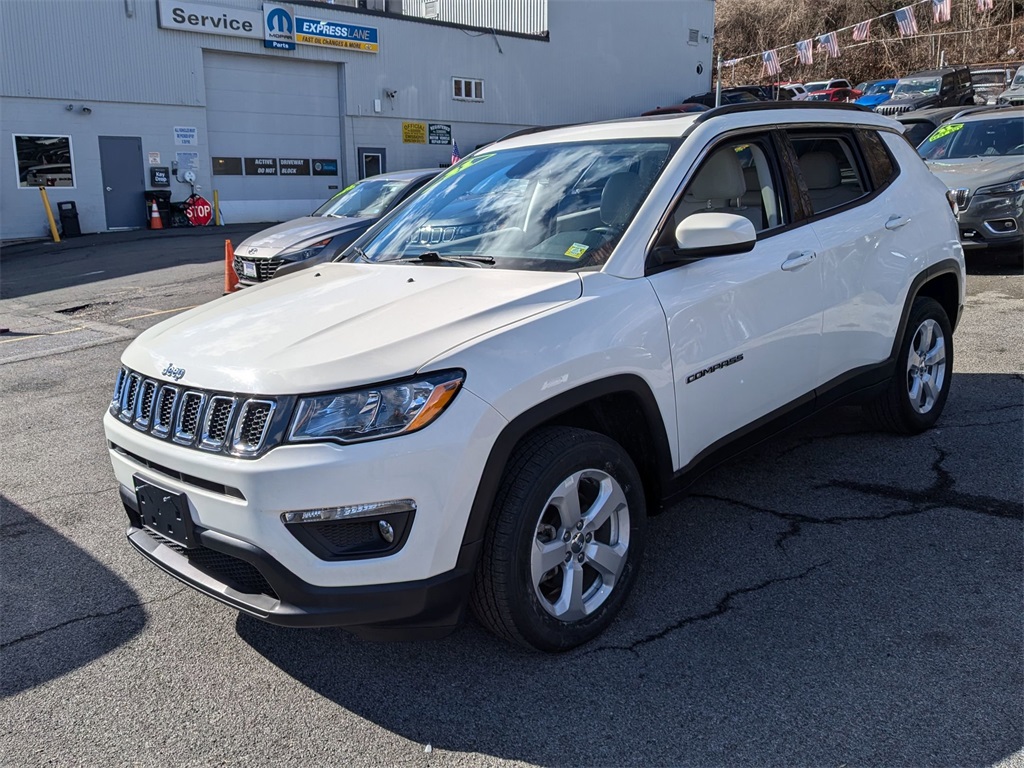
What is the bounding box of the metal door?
[358,147,386,179]
[99,136,146,229]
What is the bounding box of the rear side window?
[857,129,898,189]
[786,131,868,215]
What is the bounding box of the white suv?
[105,104,965,651]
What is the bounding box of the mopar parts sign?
[263,3,295,50]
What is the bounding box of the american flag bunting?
[818,31,841,58]
[852,20,871,41]
[796,39,814,66]
[977,0,994,10]
[761,49,782,77]
[895,6,919,36]
[933,0,952,22]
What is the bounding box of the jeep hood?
[926,156,1024,192]
[123,263,582,393]
[236,216,373,259]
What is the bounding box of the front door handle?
[885,215,911,230]
[781,250,816,271]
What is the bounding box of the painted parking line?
[0,326,86,344]
[117,305,198,322]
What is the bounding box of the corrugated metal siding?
[401,0,548,34]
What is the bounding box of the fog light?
[378,520,395,543]
[281,498,416,524]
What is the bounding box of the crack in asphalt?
[824,447,1022,521]
[582,562,828,658]
[0,588,187,651]
[774,428,877,459]
[11,485,118,511]
[694,447,1021,551]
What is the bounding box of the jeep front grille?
[109,366,290,459]
[876,103,913,116]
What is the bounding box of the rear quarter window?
[857,129,899,189]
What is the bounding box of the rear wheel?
[865,296,953,433]
[470,427,646,652]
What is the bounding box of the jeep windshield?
[918,117,1024,160]
[348,140,675,271]
[893,78,941,98]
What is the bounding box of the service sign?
[157,0,261,39]
[402,122,426,144]
[428,123,452,145]
[295,17,379,52]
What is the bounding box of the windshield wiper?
[407,251,495,267]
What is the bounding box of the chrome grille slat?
[112,367,128,406]
[174,391,207,445]
[233,400,276,455]
[200,396,237,450]
[134,380,158,428]
[120,373,142,421]
[152,385,179,437]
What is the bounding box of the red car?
[806,87,863,103]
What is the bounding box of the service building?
[1,0,715,240]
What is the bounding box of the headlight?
[975,177,1024,196]
[278,237,333,263]
[289,370,465,444]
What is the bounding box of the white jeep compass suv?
[105,104,965,652]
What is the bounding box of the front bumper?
[956,192,1024,250]
[122,485,480,636]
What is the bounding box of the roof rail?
[688,100,876,129]
[950,103,1013,120]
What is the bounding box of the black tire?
[864,296,953,434]
[470,426,646,652]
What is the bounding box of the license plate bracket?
[134,477,199,549]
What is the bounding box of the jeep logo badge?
[162,363,186,381]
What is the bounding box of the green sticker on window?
[565,242,589,259]
[440,153,495,180]
[928,123,964,142]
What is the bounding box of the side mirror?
[672,212,756,258]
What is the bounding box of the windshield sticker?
[440,153,496,180]
[565,242,589,259]
[929,123,964,142]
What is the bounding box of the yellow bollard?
[39,187,61,243]
[213,189,221,226]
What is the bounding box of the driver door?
[646,132,825,467]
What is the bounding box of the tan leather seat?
[799,151,861,212]
[674,148,761,230]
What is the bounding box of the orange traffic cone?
[224,240,238,294]
[148,200,163,230]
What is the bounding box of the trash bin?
[57,201,81,237]
[144,190,172,229]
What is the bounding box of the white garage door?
[204,52,342,223]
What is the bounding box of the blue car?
[855,79,898,109]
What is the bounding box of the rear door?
[646,131,824,467]
[781,127,916,389]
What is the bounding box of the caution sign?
[402,122,426,144]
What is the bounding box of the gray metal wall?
[0,0,715,238]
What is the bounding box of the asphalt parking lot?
[1,229,1021,767]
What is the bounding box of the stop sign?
[185,195,213,227]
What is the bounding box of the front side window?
[917,118,1024,160]
[350,140,675,272]
[654,134,786,257]
[787,132,868,215]
[14,135,75,188]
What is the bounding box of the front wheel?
[470,427,646,652]
[864,296,953,433]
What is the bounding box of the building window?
[453,77,484,102]
[14,135,75,188]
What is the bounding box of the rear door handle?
[781,250,816,271]
[885,215,911,230]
